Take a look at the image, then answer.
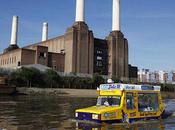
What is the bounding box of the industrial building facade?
[0,0,136,80]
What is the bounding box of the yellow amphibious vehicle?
[75,83,166,123]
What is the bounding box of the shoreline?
[16,87,175,99]
[17,87,98,98]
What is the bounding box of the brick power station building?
[0,0,137,80]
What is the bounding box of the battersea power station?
[0,0,138,80]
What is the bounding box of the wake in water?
[165,99,175,113]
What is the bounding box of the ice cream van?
[75,83,167,123]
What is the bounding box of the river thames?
[0,95,175,130]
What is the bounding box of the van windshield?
[96,96,121,106]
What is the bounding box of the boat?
[0,76,17,95]
[75,83,168,123]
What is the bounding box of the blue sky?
[0,0,174,71]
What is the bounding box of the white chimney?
[10,16,18,45]
[112,0,120,31]
[42,22,48,42]
[75,0,85,22]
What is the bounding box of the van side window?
[126,93,134,110]
[138,93,159,112]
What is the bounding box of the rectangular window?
[18,61,21,66]
[60,49,65,54]
[39,52,46,58]
[126,93,134,110]
[97,50,102,54]
[96,61,102,67]
[138,93,159,112]
[97,56,102,60]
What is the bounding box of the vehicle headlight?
[75,112,78,117]
[92,114,100,120]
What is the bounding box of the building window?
[39,52,46,58]
[60,49,65,54]
[18,61,21,66]
[97,50,102,54]
[96,61,102,67]
[97,56,102,60]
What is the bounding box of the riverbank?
[17,87,97,98]
[17,87,175,99]
[161,92,175,99]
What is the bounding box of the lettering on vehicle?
[140,112,157,117]
[100,84,121,90]
[104,112,116,118]
[125,85,135,90]
[141,85,154,90]
[130,112,136,117]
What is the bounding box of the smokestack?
[112,0,120,31]
[10,16,18,45]
[75,0,85,22]
[42,22,48,42]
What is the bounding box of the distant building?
[0,45,65,72]
[138,69,175,84]
[172,71,175,84]
[149,72,156,83]
[172,71,175,81]
[167,72,173,84]
[128,64,138,82]
[0,0,134,80]
[158,71,165,83]
[138,69,149,83]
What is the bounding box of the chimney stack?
[10,16,18,45]
[112,0,120,31]
[75,0,85,22]
[42,22,48,42]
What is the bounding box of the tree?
[20,67,44,87]
[92,74,105,89]
[112,75,122,83]
[44,69,61,88]
[9,69,25,87]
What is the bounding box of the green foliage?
[9,67,44,87]
[62,76,93,89]
[111,76,122,83]
[44,69,61,88]
[7,68,103,89]
[161,84,175,92]
[92,74,105,88]
[5,67,175,91]
[9,70,26,87]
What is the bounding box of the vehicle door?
[125,92,137,119]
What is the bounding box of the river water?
[0,95,174,130]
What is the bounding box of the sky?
[0,0,174,71]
